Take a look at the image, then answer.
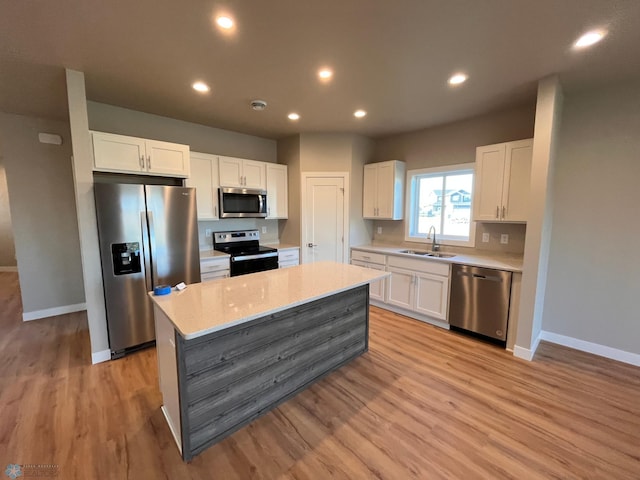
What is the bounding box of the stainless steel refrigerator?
[94,183,200,358]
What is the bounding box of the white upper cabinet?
[185,152,220,220]
[473,138,533,222]
[145,139,190,177]
[218,156,266,189]
[266,163,288,219]
[91,131,190,178]
[363,160,405,220]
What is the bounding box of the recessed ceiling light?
[448,73,468,85]
[574,30,606,49]
[318,68,333,80]
[354,110,367,118]
[192,81,210,93]
[288,113,300,121]
[216,16,234,29]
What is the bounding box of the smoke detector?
[250,99,267,111]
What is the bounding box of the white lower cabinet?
[386,266,414,310]
[351,248,451,326]
[351,250,387,302]
[386,256,450,321]
[413,271,449,320]
[278,248,299,268]
[200,256,230,282]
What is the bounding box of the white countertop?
[351,245,523,272]
[149,261,388,340]
[199,249,230,260]
[263,242,300,251]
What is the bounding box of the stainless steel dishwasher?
[449,264,512,344]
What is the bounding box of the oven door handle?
[232,252,278,261]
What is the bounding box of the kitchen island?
[149,261,388,461]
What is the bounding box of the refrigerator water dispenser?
[111,242,141,275]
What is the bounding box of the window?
[406,164,476,246]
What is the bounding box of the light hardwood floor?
[1,271,639,479]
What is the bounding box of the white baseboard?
[513,333,542,361]
[0,266,18,272]
[22,303,87,322]
[540,330,640,367]
[91,349,111,364]
[513,345,535,361]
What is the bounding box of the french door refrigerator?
[94,183,200,358]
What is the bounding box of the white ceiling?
[1,0,639,139]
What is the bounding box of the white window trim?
[404,163,476,247]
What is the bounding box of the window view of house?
[407,167,474,244]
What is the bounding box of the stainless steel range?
[213,230,278,276]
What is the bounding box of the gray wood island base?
[149,262,388,461]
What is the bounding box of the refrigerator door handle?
[141,212,153,290]
[146,211,159,286]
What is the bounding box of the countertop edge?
[180,275,388,340]
[351,245,523,273]
[149,264,389,340]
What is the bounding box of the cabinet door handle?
[502,206,506,219]
[147,155,151,170]
[496,206,500,219]
[139,155,144,169]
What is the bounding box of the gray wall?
[277,133,375,251]
[350,135,375,247]
[541,80,640,354]
[371,104,536,252]
[0,112,85,312]
[0,159,17,267]
[277,135,301,246]
[87,101,277,162]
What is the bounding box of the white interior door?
[302,175,346,264]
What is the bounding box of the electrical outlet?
[377,226,383,235]
[482,233,490,243]
[205,228,212,238]
[261,226,267,234]
[500,234,509,244]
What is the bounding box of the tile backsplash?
[198,218,280,250]
[473,222,526,254]
[371,220,526,255]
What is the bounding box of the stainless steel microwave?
[218,187,267,218]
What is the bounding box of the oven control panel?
[214,230,260,245]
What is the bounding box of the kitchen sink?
[398,249,456,258]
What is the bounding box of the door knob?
[307,243,317,247]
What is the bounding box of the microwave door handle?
[258,194,264,214]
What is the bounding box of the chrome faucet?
[427,225,439,251]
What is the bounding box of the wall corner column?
[513,75,564,361]
[65,69,110,363]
